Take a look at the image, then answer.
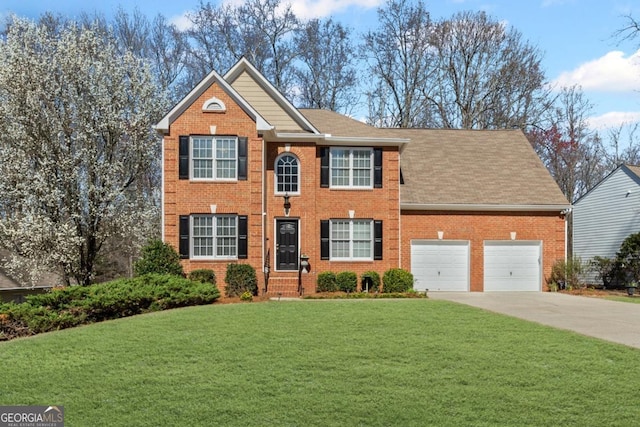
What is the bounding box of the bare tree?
[0,18,167,285]
[613,14,640,45]
[528,86,605,202]
[294,18,359,114]
[184,1,239,89]
[186,0,299,97]
[362,0,434,128]
[607,122,640,167]
[428,11,550,129]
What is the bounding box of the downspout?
[261,137,268,293]
[161,136,166,242]
[398,150,402,269]
[561,208,572,261]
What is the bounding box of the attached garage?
[484,241,542,291]
[411,240,469,291]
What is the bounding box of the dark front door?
[276,219,298,271]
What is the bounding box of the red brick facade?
[159,60,567,295]
[400,211,566,291]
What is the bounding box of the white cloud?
[587,111,640,129]
[552,49,640,92]
[169,12,192,32]
[286,0,383,20]
[169,0,382,30]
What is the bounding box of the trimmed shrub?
[225,264,258,297]
[316,272,338,292]
[360,271,381,292]
[382,268,414,293]
[188,269,216,285]
[0,274,221,340]
[134,239,184,277]
[548,256,585,290]
[336,271,357,293]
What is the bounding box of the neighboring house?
[0,267,51,303]
[573,164,640,283]
[156,58,569,295]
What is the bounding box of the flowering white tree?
[0,18,166,286]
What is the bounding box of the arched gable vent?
[202,97,226,112]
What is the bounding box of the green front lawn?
[1,299,638,426]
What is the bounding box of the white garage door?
[411,241,469,291]
[484,241,541,291]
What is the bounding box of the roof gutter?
[270,131,410,149]
[401,203,572,213]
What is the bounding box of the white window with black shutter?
[178,135,248,181]
[320,147,382,188]
[320,219,383,261]
[178,214,248,260]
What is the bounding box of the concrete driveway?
[428,292,640,349]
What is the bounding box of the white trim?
[269,131,410,148]
[401,203,572,212]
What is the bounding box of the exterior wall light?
[283,193,291,217]
[300,254,310,274]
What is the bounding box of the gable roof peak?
[154,59,272,134]
[224,57,320,134]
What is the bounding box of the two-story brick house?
[156,58,569,295]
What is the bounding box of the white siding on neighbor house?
[231,71,303,131]
[573,166,640,283]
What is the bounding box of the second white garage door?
[484,241,541,291]
[411,240,469,292]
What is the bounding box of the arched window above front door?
[275,153,300,195]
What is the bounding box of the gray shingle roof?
[299,109,569,207]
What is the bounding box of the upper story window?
[320,147,382,189]
[330,148,373,188]
[191,136,237,181]
[275,153,300,194]
[179,135,247,181]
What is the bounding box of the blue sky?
[3,0,640,131]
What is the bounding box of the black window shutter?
[179,215,190,259]
[374,220,383,260]
[320,147,330,188]
[238,137,248,181]
[179,136,189,180]
[238,215,248,259]
[374,148,383,188]
[320,220,330,260]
